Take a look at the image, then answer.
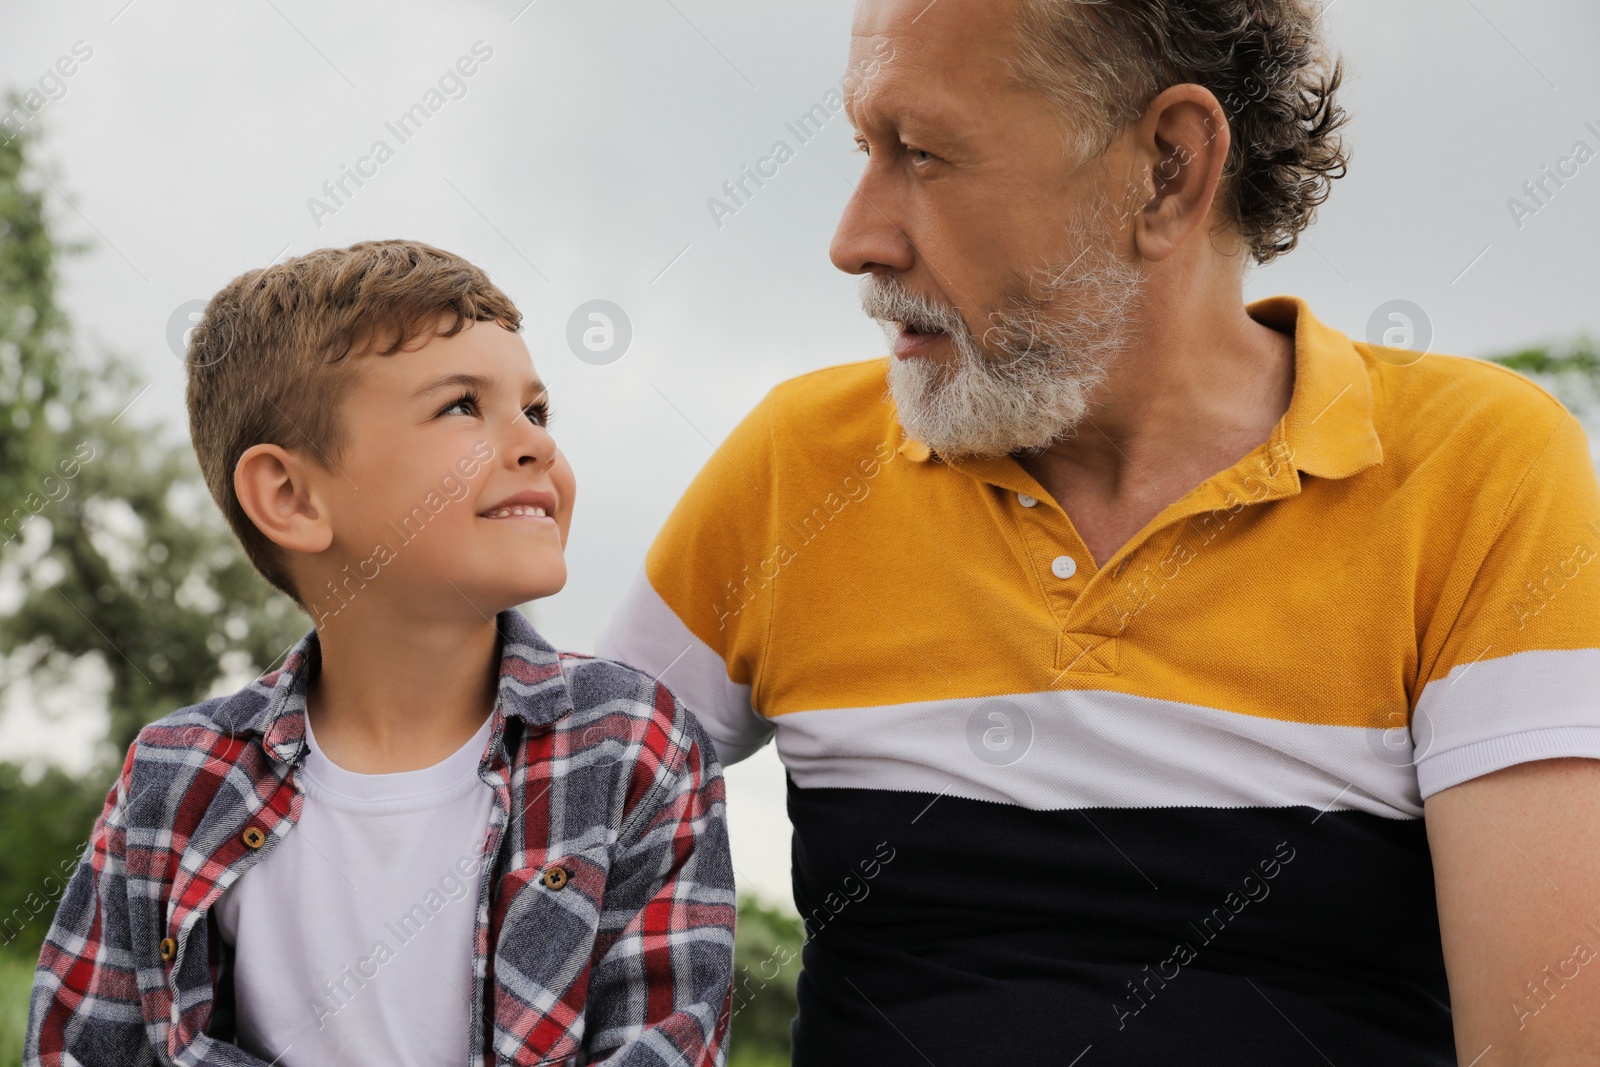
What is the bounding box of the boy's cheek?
[556,457,576,518]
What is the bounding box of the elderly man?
[598,0,1600,1062]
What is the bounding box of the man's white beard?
[862,208,1146,459]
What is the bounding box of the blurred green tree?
[2,84,1598,1067]
[1491,338,1600,428]
[0,92,76,525]
[0,100,302,972]
[728,891,804,1067]
[1492,339,1600,380]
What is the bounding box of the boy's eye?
[441,390,553,428]
[524,400,554,428]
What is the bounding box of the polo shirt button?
[1051,555,1078,579]
[241,826,265,850]
[159,937,176,962]
[1017,493,1039,508]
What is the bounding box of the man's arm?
[1407,406,1600,1065]
[595,564,775,769]
[594,387,785,769]
[1426,756,1600,1066]
[26,743,157,1067]
[581,686,737,1066]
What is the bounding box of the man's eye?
[907,146,936,164]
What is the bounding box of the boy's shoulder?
[117,642,724,803]
[132,667,285,754]
[551,651,723,775]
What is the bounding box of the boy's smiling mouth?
[478,488,558,522]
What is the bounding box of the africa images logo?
[305,41,495,229]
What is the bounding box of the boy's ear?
[234,444,335,555]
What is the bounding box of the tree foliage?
[1491,337,1600,426]
[1,86,1596,1059]
[728,891,803,1064]
[0,101,302,965]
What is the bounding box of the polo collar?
[1251,294,1384,480]
[212,607,576,764]
[886,295,1383,482]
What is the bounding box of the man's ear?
[1126,83,1232,264]
[234,444,335,555]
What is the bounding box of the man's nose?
[829,178,915,276]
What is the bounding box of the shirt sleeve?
[26,742,156,1066]
[580,684,736,1066]
[594,389,781,766]
[1414,412,1600,799]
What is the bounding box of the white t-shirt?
[213,710,497,1066]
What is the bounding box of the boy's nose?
[512,423,556,470]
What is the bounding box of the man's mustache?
[859,278,965,335]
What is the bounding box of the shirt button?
[1051,555,1078,580]
[541,865,570,891]
[241,826,266,850]
[1017,493,1039,508]
[159,937,177,962]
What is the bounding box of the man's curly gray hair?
[1009,0,1349,265]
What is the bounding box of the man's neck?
[1009,291,1296,569]
[305,606,502,774]
[1030,295,1292,489]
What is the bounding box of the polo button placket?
[979,463,1127,675]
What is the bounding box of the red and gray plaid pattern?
[26,608,736,1066]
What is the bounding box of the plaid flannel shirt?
[25,608,736,1066]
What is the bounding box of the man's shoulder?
[767,355,890,404]
[1359,342,1577,454]
[667,355,899,520]
[756,356,896,444]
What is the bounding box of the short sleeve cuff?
[1416,726,1600,799]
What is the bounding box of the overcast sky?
[3,0,1598,908]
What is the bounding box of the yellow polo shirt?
[596,295,1600,1061]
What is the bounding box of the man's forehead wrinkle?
[844,28,899,100]
[847,73,971,143]
[845,31,1020,131]
[849,28,891,45]
[844,66,900,132]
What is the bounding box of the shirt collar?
[212,607,576,765]
[886,294,1383,481]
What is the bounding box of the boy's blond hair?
[185,239,522,602]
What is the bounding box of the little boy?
[25,240,736,1066]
